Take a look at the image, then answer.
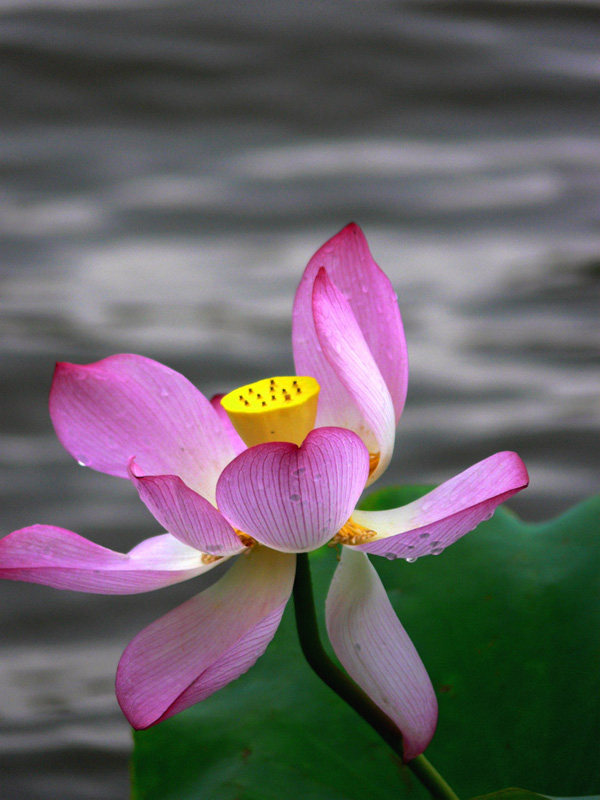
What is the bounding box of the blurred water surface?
[1,1,599,797]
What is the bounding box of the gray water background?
[1,1,599,797]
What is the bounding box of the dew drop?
[77,459,87,467]
[289,493,301,503]
[313,473,322,482]
[353,642,362,651]
[418,532,430,540]
[160,388,169,397]
[406,556,418,563]
[483,510,495,521]
[292,467,306,478]
[431,547,444,556]
[385,552,396,560]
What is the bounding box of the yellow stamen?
[369,452,380,477]
[330,518,377,547]
[221,376,320,447]
[201,553,222,565]
[236,530,256,549]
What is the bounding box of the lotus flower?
[0,224,528,761]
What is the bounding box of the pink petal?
[353,452,529,560]
[326,548,437,762]
[116,546,295,729]
[293,223,408,426]
[210,394,247,454]
[311,268,396,484]
[50,354,238,504]
[0,526,220,594]
[216,427,369,553]
[129,461,244,557]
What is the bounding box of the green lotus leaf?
[132,493,599,800]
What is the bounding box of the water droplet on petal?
[431,547,444,556]
[406,556,418,563]
[289,493,301,503]
[419,532,430,540]
[385,552,396,560]
[77,459,87,467]
[313,473,321,482]
[483,510,495,521]
[353,642,362,651]
[160,388,169,397]
[292,467,306,477]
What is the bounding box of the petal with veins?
[312,268,396,484]
[293,223,408,426]
[326,547,437,761]
[129,461,244,557]
[210,394,247,454]
[216,428,369,552]
[116,546,295,729]
[50,354,237,504]
[0,527,220,594]
[353,452,529,560]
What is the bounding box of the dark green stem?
[292,552,461,800]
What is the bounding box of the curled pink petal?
[353,452,529,560]
[216,427,369,553]
[312,268,396,484]
[210,394,247,454]
[0,527,220,594]
[50,354,238,504]
[116,546,295,729]
[129,461,244,557]
[326,548,437,761]
[293,223,408,426]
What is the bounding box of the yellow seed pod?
[220,376,320,447]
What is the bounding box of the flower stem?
[292,552,460,800]
[409,755,461,800]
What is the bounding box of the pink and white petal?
[210,394,247,454]
[353,451,529,560]
[293,223,408,425]
[0,526,221,594]
[116,546,295,729]
[326,547,437,761]
[312,268,396,484]
[129,462,244,557]
[216,428,369,553]
[50,354,237,504]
